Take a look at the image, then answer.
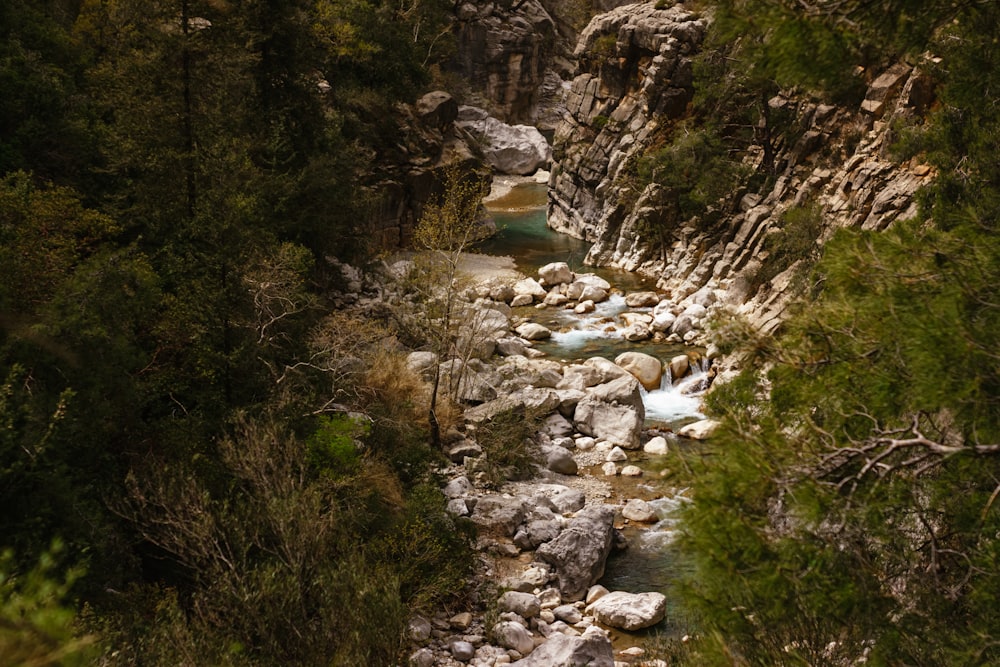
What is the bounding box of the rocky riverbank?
[363,260,719,666]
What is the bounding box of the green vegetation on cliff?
[671,2,1000,664]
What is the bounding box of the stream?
[477,176,704,640]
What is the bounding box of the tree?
[672,3,1000,664]
[410,165,490,447]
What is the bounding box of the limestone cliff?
[548,2,936,333]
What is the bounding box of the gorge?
[2,0,999,665]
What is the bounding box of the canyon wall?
[548,2,935,332]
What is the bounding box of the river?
[477,176,702,642]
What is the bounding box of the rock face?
[451,0,564,126]
[368,90,490,248]
[548,2,936,334]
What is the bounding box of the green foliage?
[368,483,475,611]
[306,414,369,477]
[0,541,96,666]
[635,124,748,224]
[749,202,824,293]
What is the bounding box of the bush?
[472,407,540,489]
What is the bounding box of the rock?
[446,498,469,516]
[543,290,570,306]
[516,322,553,341]
[553,604,583,624]
[470,495,526,537]
[511,294,535,307]
[574,436,596,450]
[499,591,542,618]
[451,640,476,661]
[497,336,530,356]
[586,585,609,605]
[464,387,561,423]
[668,354,690,381]
[443,476,473,498]
[513,278,548,300]
[406,351,439,378]
[493,621,535,656]
[510,626,614,667]
[601,462,618,476]
[536,505,617,601]
[583,357,631,383]
[650,306,676,333]
[409,647,435,667]
[620,465,643,477]
[557,363,604,390]
[546,447,579,475]
[625,291,661,308]
[409,615,432,642]
[457,107,552,175]
[574,376,645,449]
[678,419,720,440]
[541,412,575,438]
[533,483,586,514]
[539,262,574,286]
[415,90,458,129]
[578,285,609,303]
[450,611,473,629]
[623,323,652,342]
[586,591,667,631]
[622,498,657,522]
[448,439,483,463]
[614,351,663,391]
[643,436,669,455]
[606,446,628,462]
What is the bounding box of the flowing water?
[478,178,705,640]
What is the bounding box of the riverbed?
[476,177,703,644]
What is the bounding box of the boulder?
[457,107,552,175]
[539,261,574,286]
[557,363,604,390]
[574,375,645,449]
[586,591,667,631]
[498,591,542,618]
[464,387,562,423]
[643,436,669,455]
[532,483,586,514]
[513,278,548,300]
[541,412,575,438]
[509,626,614,667]
[470,495,526,537]
[496,336,530,356]
[583,357,631,383]
[574,299,596,313]
[536,505,616,601]
[443,476,473,498]
[622,498,657,523]
[605,446,628,462]
[574,397,644,449]
[545,446,579,475]
[668,354,690,381]
[492,621,535,656]
[415,90,458,129]
[516,322,553,341]
[543,290,570,306]
[623,323,652,342]
[678,419,720,440]
[578,285,609,303]
[620,464,643,477]
[450,641,476,662]
[614,351,663,391]
[624,291,661,308]
[406,351,439,378]
[511,294,535,307]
